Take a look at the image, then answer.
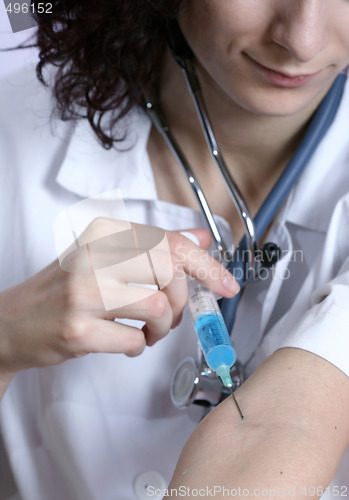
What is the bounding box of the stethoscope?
[144,19,347,418]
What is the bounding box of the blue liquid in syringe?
[194,313,236,370]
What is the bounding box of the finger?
[100,288,173,346]
[116,292,173,347]
[157,229,237,327]
[168,232,240,297]
[63,265,174,339]
[141,291,173,346]
[66,317,147,357]
[159,273,189,329]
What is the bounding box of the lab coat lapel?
[230,219,293,365]
[55,107,156,201]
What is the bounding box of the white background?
[0,3,39,75]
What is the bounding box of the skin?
[148,0,349,495]
[168,348,349,497]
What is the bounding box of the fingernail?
[223,273,240,294]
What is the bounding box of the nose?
[270,0,328,62]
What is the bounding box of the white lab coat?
[0,65,349,499]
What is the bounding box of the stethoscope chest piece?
[171,356,244,420]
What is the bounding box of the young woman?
[1,1,349,498]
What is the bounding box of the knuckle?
[124,332,146,356]
[58,313,88,346]
[147,291,169,320]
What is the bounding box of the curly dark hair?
[27,0,188,148]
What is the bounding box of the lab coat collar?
[55,107,157,200]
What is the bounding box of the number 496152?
[300,486,348,497]
[6,3,52,14]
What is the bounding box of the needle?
[229,387,244,419]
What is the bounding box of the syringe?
[187,278,244,419]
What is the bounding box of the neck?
[157,49,330,191]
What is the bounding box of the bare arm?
[168,348,349,498]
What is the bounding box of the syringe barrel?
[187,279,221,320]
[187,279,236,371]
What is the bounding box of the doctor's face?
[178,0,349,117]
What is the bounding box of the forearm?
[168,348,349,498]
[170,414,332,496]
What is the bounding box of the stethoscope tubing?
[255,72,347,242]
[145,98,230,257]
[182,57,258,270]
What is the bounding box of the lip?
[245,54,321,88]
